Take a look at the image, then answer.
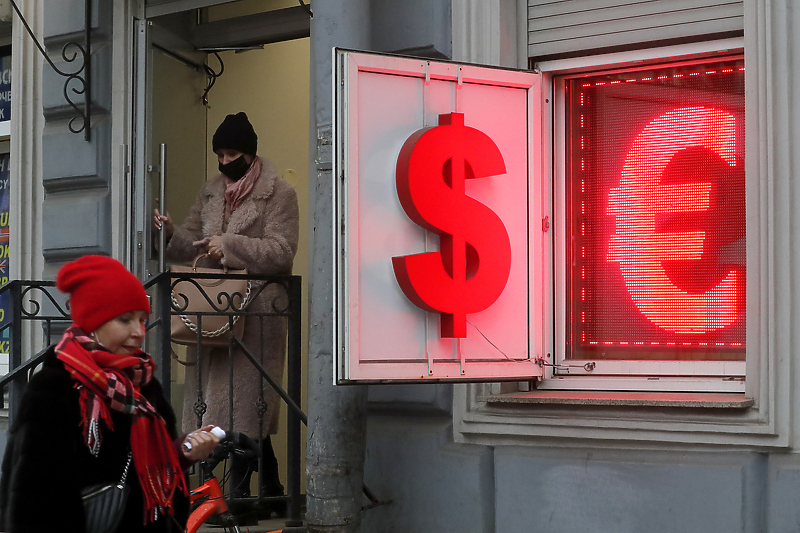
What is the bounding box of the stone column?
[305,0,370,531]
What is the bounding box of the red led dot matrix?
[565,56,745,362]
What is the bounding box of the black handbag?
[80,451,132,533]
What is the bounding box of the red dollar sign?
[392,113,512,338]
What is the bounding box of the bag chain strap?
[117,451,133,489]
[170,281,252,337]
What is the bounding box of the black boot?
[227,433,260,525]
[229,452,252,498]
[259,436,286,518]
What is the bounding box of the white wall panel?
[334,51,546,383]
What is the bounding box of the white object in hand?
[182,426,226,451]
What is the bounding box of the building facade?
[5,1,800,532]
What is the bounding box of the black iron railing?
[147,271,305,526]
[0,273,305,527]
[0,280,71,420]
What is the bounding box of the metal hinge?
[534,354,595,374]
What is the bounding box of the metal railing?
[0,273,306,526]
[0,280,71,420]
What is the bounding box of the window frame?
[453,36,789,448]
[545,50,746,392]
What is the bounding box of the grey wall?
[41,0,113,268]
[363,419,781,533]
[363,416,494,533]
[306,0,370,531]
[370,0,452,58]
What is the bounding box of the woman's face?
[92,310,148,355]
[216,148,253,165]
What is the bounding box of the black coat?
[0,347,190,532]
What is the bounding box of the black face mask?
[218,155,251,181]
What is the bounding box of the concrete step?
[197,514,305,533]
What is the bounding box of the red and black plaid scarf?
[56,325,187,523]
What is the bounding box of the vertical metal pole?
[307,1,370,531]
[84,0,91,142]
[228,318,235,432]
[286,276,303,526]
[8,281,21,423]
[195,315,205,431]
[132,19,149,281]
[158,143,167,273]
[121,144,132,269]
[155,274,172,404]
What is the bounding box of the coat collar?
[201,157,278,236]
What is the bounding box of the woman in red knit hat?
[0,255,220,532]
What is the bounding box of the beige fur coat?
[166,157,299,437]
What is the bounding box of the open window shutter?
[333,50,545,383]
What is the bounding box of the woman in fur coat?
[154,112,300,517]
[0,255,219,532]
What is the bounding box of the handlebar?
[201,430,260,472]
[182,426,226,452]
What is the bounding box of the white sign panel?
[334,50,545,383]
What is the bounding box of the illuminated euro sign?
[393,113,512,338]
[607,106,740,334]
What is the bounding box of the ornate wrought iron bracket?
[10,0,92,141]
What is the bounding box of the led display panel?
[566,57,745,362]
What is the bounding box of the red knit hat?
[56,255,151,333]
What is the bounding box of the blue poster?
[0,48,10,354]
[0,52,9,122]
[0,152,10,350]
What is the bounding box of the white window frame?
[543,41,746,393]
[454,32,791,448]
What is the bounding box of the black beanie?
[212,112,258,156]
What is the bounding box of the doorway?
[130,0,311,498]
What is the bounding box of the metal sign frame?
[333,49,545,384]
